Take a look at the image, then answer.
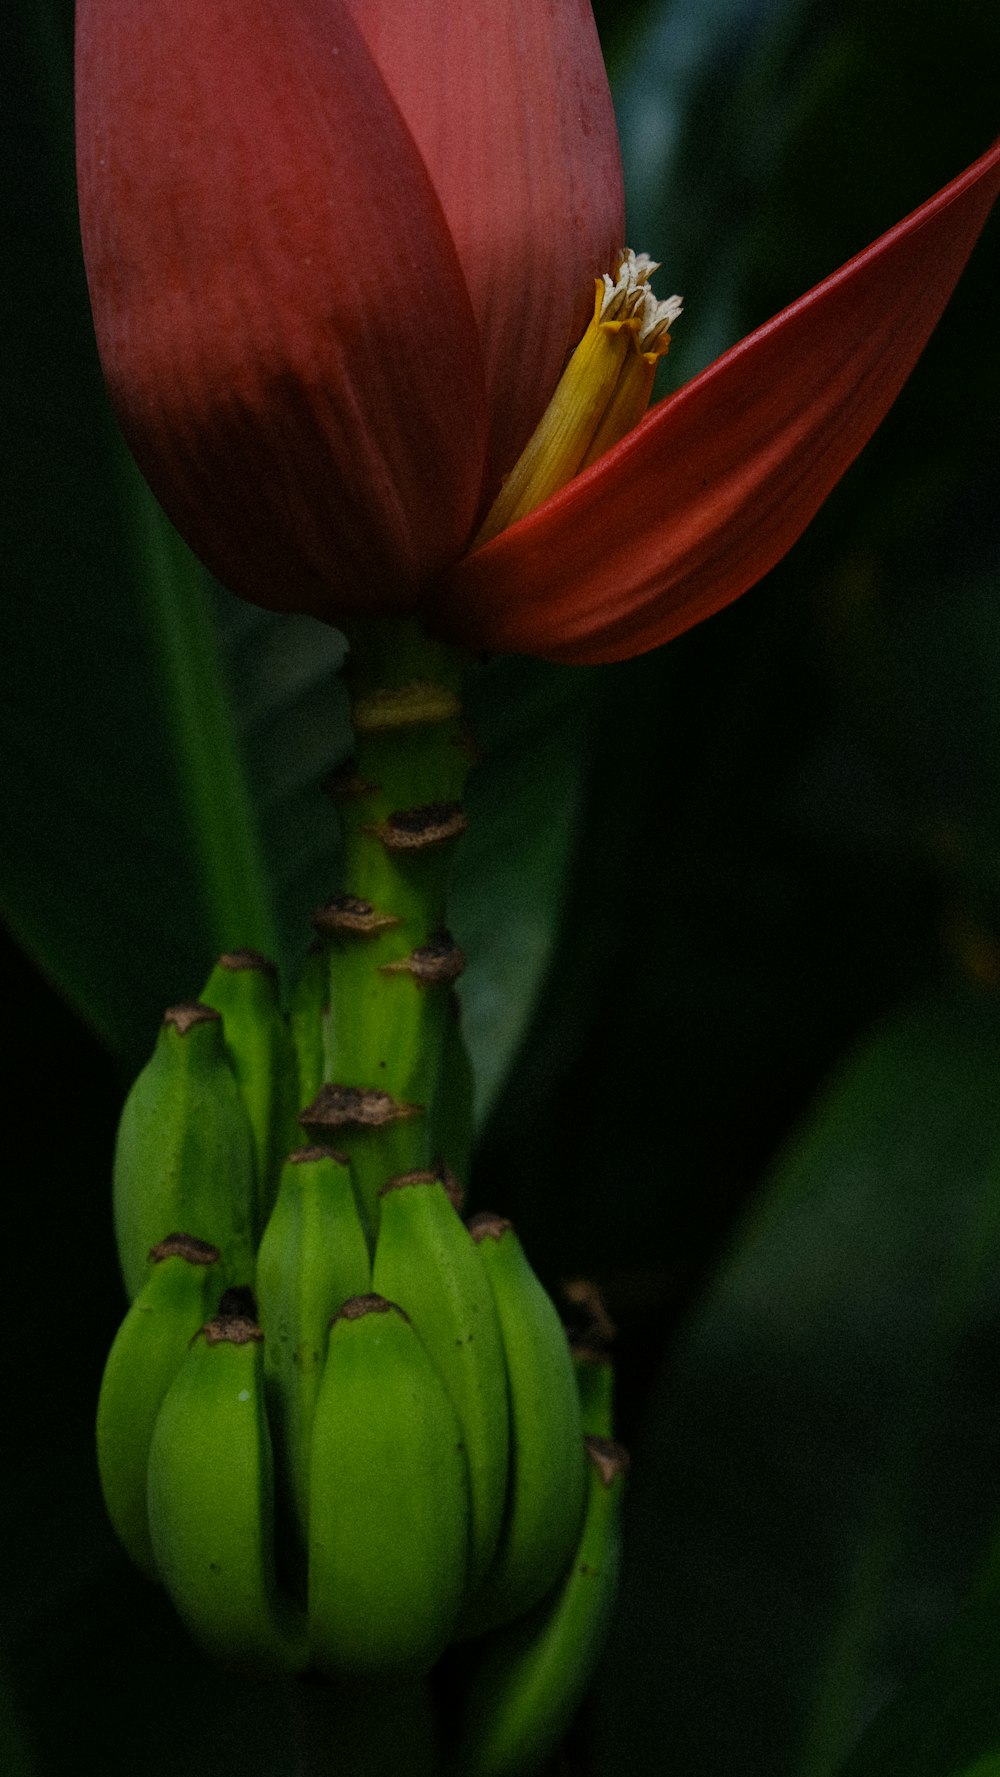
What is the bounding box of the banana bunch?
[98,947,625,1771]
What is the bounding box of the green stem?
[299,620,475,1230]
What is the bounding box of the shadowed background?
[2,0,999,1771]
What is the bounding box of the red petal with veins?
[433,141,1000,663]
[345,0,624,498]
[76,0,488,619]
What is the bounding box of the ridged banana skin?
[113,1004,256,1300]
[372,1175,509,1592]
[460,1217,586,1637]
[571,1343,615,1441]
[449,1439,628,1777]
[96,1235,221,1580]
[255,1146,372,1542]
[147,1313,307,1677]
[200,951,299,1233]
[288,942,330,1113]
[308,1295,470,1680]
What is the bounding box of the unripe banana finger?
[96,1233,221,1579]
[449,1438,628,1777]
[200,950,299,1232]
[255,1146,371,1543]
[308,1294,470,1679]
[288,940,331,1113]
[460,1216,586,1637]
[147,1293,306,1677]
[373,1172,508,1592]
[113,1003,256,1299]
[570,1339,615,1441]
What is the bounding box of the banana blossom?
[76,0,1000,664]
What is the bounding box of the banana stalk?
[299,620,474,1229]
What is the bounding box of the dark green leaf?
[456,657,596,1129]
[836,1584,1000,1777]
[592,987,1000,1776]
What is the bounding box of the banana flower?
[76,0,1000,665]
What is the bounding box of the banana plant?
[4,0,1000,1775]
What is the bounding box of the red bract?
[76,1,1000,663]
[436,139,1000,663]
[75,0,622,621]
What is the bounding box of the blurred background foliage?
[2,0,999,1771]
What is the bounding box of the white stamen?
[601,247,682,349]
[637,289,684,350]
[601,248,659,321]
[625,249,661,284]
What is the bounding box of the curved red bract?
[433,139,1000,662]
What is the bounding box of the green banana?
[255,1146,372,1544]
[96,1232,222,1580]
[288,940,331,1112]
[113,1003,256,1299]
[570,1339,615,1441]
[200,950,299,1232]
[372,1172,509,1592]
[147,1290,307,1677]
[448,1438,628,1777]
[308,1294,470,1679]
[460,1216,586,1637]
[427,994,475,1187]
